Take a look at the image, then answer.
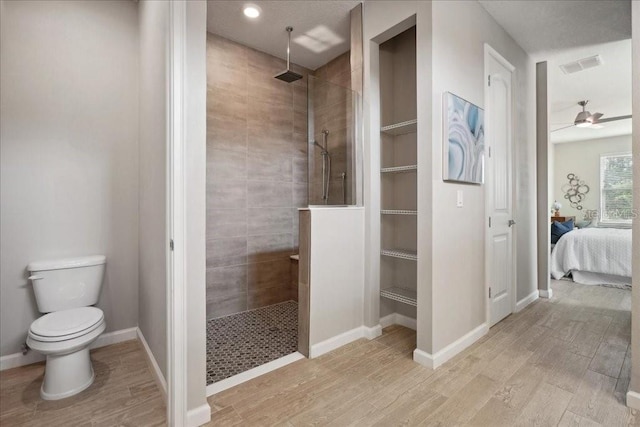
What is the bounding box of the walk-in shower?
[205,2,362,388]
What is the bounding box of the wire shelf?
[380,287,417,306]
[381,165,417,174]
[381,210,417,215]
[380,119,418,136]
[381,248,417,260]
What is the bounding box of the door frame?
[168,0,188,424]
[484,43,518,326]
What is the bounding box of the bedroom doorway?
[542,39,633,294]
[484,45,516,327]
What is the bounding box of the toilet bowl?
[27,255,107,400]
[27,307,106,400]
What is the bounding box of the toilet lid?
[30,307,104,340]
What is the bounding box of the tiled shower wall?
[206,33,309,319]
[309,52,353,205]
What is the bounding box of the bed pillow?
[551,219,574,244]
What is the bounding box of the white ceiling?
[206,1,360,70]
[478,0,631,56]
[478,1,632,144]
[547,39,632,144]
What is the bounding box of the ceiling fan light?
[575,121,592,128]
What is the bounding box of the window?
[600,153,633,225]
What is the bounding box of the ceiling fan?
[552,100,632,132]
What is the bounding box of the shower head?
[274,69,303,83]
[274,26,303,83]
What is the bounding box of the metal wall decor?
[561,173,590,210]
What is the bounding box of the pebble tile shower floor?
[206,301,298,384]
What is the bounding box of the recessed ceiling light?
[243,4,261,19]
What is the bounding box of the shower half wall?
[206,34,310,318]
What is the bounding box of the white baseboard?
[379,313,417,331]
[206,352,304,396]
[136,327,167,401]
[627,390,640,411]
[363,324,382,339]
[187,402,212,427]
[515,290,539,312]
[539,288,553,299]
[309,326,367,358]
[413,322,488,369]
[0,326,138,371]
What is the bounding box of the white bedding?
[550,227,632,286]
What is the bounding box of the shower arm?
[286,26,292,71]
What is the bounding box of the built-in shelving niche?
[379,26,418,327]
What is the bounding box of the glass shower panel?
[307,75,361,206]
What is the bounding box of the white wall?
[308,207,365,351]
[553,135,632,221]
[0,0,139,357]
[430,1,535,352]
[138,0,169,379]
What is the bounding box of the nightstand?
[550,216,576,223]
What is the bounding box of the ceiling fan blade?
[551,124,575,133]
[589,112,603,122]
[590,124,604,129]
[596,114,632,124]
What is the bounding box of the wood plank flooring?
[1,280,636,426]
[0,340,166,426]
[208,280,639,426]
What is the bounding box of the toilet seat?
[28,307,104,343]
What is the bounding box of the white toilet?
[26,255,107,400]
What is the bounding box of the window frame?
[599,152,633,226]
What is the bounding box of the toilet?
[26,255,107,400]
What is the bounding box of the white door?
[485,46,515,326]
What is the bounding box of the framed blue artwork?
[443,92,485,184]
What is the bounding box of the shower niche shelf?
[381,119,417,136]
[381,165,417,174]
[380,287,417,306]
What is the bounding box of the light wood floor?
[207,280,638,426]
[0,339,166,426]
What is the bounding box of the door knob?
[508,219,516,227]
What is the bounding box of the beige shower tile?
[247,152,292,182]
[293,182,308,208]
[247,123,292,157]
[247,180,292,208]
[207,148,247,180]
[247,233,293,263]
[294,109,307,135]
[206,264,247,299]
[206,237,247,268]
[292,132,308,158]
[247,208,293,235]
[247,258,290,291]
[207,208,247,238]
[293,157,308,183]
[248,285,291,310]
[293,85,308,112]
[207,180,247,209]
[207,115,247,153]
[207,293,248,319]
[207,86,247,120]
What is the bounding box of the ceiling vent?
[559,55,603,74]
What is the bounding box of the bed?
[550,227,632,288]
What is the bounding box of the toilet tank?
[27,255,106,313]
